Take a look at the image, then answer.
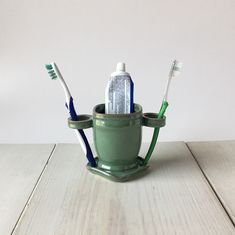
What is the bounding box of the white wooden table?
[0,142,234,234]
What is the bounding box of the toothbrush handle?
[66,97,78,120]
[143,101,168,165]
[78,129,96,167]
[67,97,96,167]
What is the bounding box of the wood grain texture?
[187,140,235,225]
[0,144,55,235]
[13,143,235,235]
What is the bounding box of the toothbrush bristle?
[45,64,53,70]
[171,60,182,77]
[45,64,57,80]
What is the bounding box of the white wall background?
[0,0,235,143]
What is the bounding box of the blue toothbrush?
[45,62,96,167]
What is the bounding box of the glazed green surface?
[93,104,143,171]
[67,103,166,181]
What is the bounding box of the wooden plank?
[187,140,235,225]
[13,143,235,234]
[0,144,55,235]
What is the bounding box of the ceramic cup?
[68,103,165,181]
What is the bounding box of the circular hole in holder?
[68,115,93,129]
[142,113,166,128]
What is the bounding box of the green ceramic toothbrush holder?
[68,103,166,181]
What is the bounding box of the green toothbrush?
[143,60,182,165]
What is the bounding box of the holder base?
[86,157,149,182]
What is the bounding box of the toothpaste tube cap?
[111,62,130,77]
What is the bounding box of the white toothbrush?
[45,62,96,167]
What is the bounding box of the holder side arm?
[68,115,93,129]
[142,113,166,128]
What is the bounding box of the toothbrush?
[45,62,96,167]
[143,60,182,165]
